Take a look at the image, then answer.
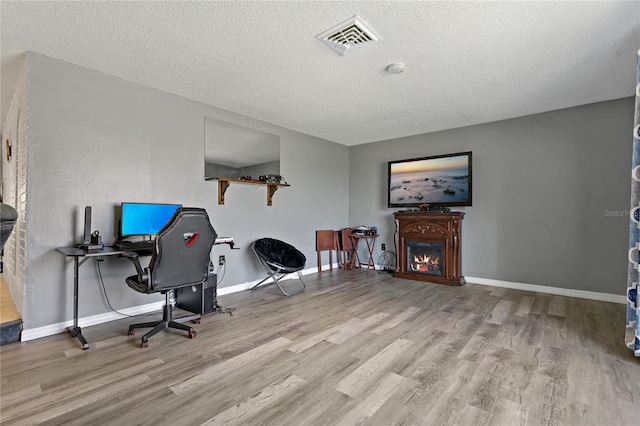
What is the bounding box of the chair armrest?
[265,259,287,271]
[121,252,149,282]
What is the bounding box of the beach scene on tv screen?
[390,155,470,205]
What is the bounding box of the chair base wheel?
[127,292,201,347]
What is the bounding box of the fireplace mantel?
[394,211,465,286]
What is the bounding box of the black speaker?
[176,274,217,315]
[83,206,92,245]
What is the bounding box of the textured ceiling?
[1,1,638,146]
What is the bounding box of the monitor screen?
[120,202,182,237]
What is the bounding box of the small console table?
[351,234,378,270]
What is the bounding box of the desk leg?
[67,257,89,350]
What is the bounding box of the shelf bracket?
[218,180,230,205]
[267,184,280,206]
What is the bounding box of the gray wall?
[23,53,349,330]
[349,98,634,295]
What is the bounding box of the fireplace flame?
[410,254,440,273]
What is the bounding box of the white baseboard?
[23,264,337,341]
[21,300,165,342]
[465,276,626,304]
[217,263,338,296]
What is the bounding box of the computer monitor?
[120,202,182,238]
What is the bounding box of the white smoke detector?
[316,15,381,56]
[387,63,406,74]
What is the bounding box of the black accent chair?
[1,203,18,251]
[123,207,217,347]
[252,238,306,296]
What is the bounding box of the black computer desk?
[57,238,235,350]
[56,246,127,349]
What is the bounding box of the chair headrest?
[150,207,218,292]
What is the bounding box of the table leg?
[351,237,361,268]
[365,237,376,270]
[67,256,89,350]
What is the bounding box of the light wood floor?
[1,270,638,425]
[0,275,20,324]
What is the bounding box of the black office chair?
[252,238,306,296]
[123,207,217,347]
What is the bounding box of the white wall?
[349,98,634,296]
[21,53,349,330]
[0,60,28,315]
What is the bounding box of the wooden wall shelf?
[206,178,290,206]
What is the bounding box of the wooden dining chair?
[316,230,338,272]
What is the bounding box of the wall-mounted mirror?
[204,117,280,180]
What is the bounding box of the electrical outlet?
[381,243,386,251]
[219,255,225,266]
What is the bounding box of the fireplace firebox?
[407,241,443,276]
[394,211,465,286]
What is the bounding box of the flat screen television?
[388,151,472,209]
[120,202,182,237]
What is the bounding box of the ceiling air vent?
[316,15,381,56]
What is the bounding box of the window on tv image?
[388,151,472,208]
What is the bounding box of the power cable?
[95,258,133,317]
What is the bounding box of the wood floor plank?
[462,348,513,412]
[486,396,529,426]
[5,375,150,425]
[325,312,390,344]
[287,317,361,353]
[337,372,405,425]
[548,296,568,317]
[336,338,414,398]
[486,300,513,325]
[169,336,291,395]
[515,295,535,317]
[0,384,41,407]
[1,358,163,421]
[200,374,307,426]
[371,306,420,335]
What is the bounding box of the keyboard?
[113,240,155,251]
